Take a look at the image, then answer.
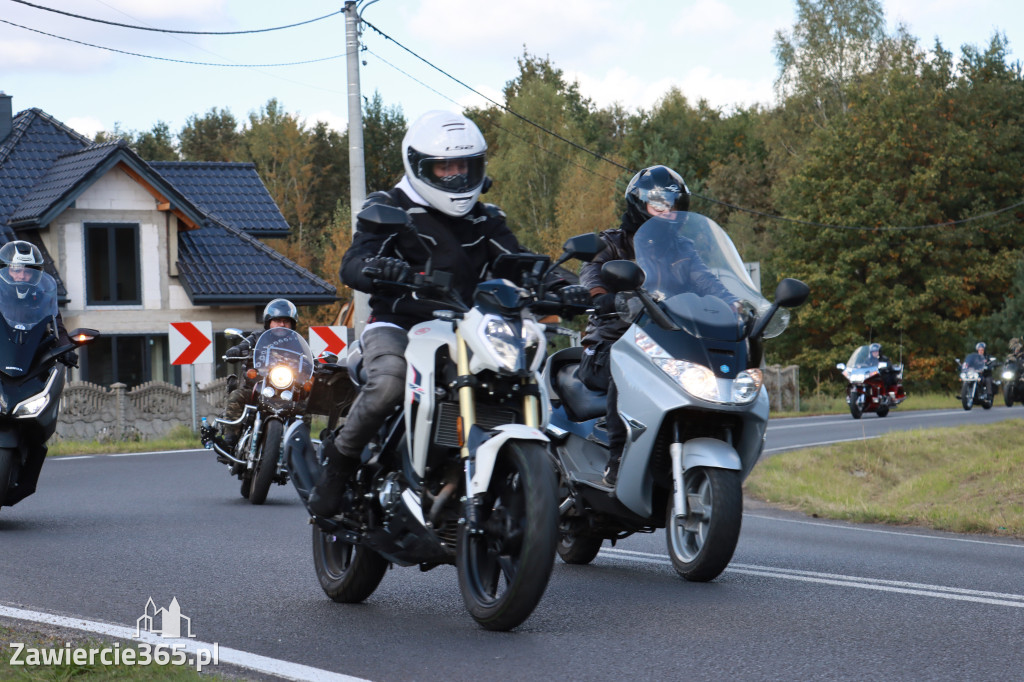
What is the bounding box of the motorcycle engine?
[376,471,405,518]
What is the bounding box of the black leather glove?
[58,350,79,368]
[558,285,591,307]
[368,257,412,284]
[225,341,250,359]
[592,292,617,315]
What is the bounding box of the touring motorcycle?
[1000,340,1024,407]
[0,270,97,511]
[284,203,601,630]
[203,326,316,504]
[957,352,996,411]
[543,212,808,581]
[836,346,906,418]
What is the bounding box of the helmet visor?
[640,186,686,214]
[411,150,486,194]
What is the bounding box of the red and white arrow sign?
[169,321,213,365]
[309,326,349,362]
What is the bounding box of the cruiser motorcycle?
[203,327,316,504]
[0,270,97,510]
[544,212,808,582]
[285,203,601,630]
[1000,342,1024,407]
[836,346,906,419]
[957,352,996,411]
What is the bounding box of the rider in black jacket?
[309,111,589,517]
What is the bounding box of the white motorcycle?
[285,203,601,630]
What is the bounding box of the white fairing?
[405,321,457,476]
[469,424,549,496]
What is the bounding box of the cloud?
[303,109,347,133]
[65,116,105,139]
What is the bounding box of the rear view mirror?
[356,204,412,235]
[836,363,846,370]
[561,233,603,262]
[601,260,645,292]
[774,278,810,308]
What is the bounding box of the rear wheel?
[0,449,16,509]
[457,441,558,631]
[666,467,742,582]
[556,521,603,565]
[848,389,862,419]
[249,420,283,505]
[312,526,388,602]
[961,382,974,411]
[876,405,890,417]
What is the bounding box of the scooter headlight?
[13,392,50,418]
[733,369,764,403]
[269,365,294,389]
[634,329,761,404]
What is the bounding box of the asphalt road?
[2,408,1023,681]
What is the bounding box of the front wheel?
[312,526,388,602]
[961,382,974,411]
[666,467,742,582]
[848,389,862,419]
[1004,383,1014,407]
[0,449,16,509]
[457,440,558,631]
[249,420,283,505]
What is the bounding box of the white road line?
[0,604,364,682]
[766,410,993,431]
[51,449,206,461]
[763,436,879,453]
[599,548,1024,608]
[744,513,1024,549]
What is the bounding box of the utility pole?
[345,1,369,335]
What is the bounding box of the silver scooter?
[545,212,808,581]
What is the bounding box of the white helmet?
[402,110,487,217]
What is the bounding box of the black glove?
[592,292,618,315]
[58,350,79,368]
[225,341,250,359]
[368,257,412,284]
[558,285,591,307]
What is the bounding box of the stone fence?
[56,379,230,441]
[763,364,800,412]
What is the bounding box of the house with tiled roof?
[0,93,336,388]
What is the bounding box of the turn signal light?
[246,368,258,380]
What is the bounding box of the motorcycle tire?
[0,448,15,509]
[1003,385,1014,407]
[312,525,388,603]
[556,521,603,565]
[666,467,742,582]
[849,394,863,419]
[240,477,250,499]
[982,397,993,410]
[961,384,974,411]
[456,440,558,632]
[249,419,283,505]
[876,405,890,417]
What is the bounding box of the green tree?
[361,91,406,194]
[179,107,241,161]
[95,121,177,160]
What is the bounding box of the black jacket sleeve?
[340,192,405,293]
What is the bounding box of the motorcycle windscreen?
[963,352,986,370]
[846,345,876,368]
[0,271,58,331]
[252,327,315,384]
[632,212,780,340]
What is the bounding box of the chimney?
[0,92,11,144]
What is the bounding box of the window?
[78,334,178,388]
[85,223,141,304]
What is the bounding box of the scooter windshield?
[0,270,59,331]
[252,327,315,384]
[632,212,785,338]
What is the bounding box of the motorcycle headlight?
[13,392,49,418]
[961,371,979,381]
[1002,370,1014,380]
[269,365,294,389]
[477,315,522,372]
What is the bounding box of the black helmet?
[624,165,690,232]
[262,298,298,329]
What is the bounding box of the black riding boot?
[307,436,358,517]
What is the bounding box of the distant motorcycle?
[1000,346,1024,407]
[203,327,316,503]
[836,346,906,419]
[957,352,996,411]
[0,270,97,511]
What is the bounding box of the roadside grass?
[745,419,1024,539]
[773,390,971,417]
[0,624,215,681]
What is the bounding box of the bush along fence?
[55,379,230,442]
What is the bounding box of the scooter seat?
[556,364,608,422]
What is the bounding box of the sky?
[1,0,1021,140]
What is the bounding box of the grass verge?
[745,419,1024,539]
[773,390,984,417]
[47,425,202,457]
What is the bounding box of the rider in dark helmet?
[0,240,76,366]
[869,343,898,394]
[578,165,735,487]
[206,299,298,454]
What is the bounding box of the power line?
[8,0,340,35]
[0,18,349,67]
